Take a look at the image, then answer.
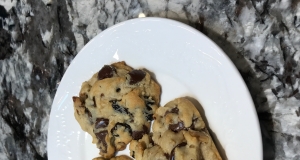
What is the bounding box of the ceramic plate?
[47,17,262,160]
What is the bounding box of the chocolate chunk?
[144,98,155,121]
[168,142,187,160]
[165,107,179,116]
[190,118,198,129]
[132,131,144,140]
[110,100,130,115]
[145,98,155,111]
[95,118,109,129]
[145,113,153,121]
[84,107,93,124]
[116,88,121,92]
[93,96,96,107]
[132,125,149,140]
[128,70,146,85]
[85,107,92,118]
[98,65,115,80]
[111,122,132,137]
[146,104,153,111]
[165,153,170,159]
[177,142,187,147]
[169,121,185,132]
[95,130,108,153]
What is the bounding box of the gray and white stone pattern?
[0,0,300,159]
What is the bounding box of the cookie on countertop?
[72,61,161,158]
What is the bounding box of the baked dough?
[72,62,161,158]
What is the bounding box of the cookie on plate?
[130,97,222,160]
[93,155,132,160]
[129,134,166,160]
[72,61,161,158]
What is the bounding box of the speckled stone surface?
[0,0,299,159]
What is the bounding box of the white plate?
[47,17,262,160]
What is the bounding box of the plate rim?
[47,17,263,160]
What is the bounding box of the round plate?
[47,17,262,160]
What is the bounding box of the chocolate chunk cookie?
[142,98,221,160]
[129,134,166,160]
[73,62,161,158]
[93,155,132,160]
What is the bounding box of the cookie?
[72,61,161,158]
[131,98,222,160]
[129,134,166,160]
[93,155,132,160]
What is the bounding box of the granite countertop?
[0,0,300,159]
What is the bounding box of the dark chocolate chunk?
[190,118,198,130]
[116,88,121,92]
[145,98,155,111]
[146,104,153,111]
[95,130,108,153]
[144,98,155,121]
[98,65,115,80]
[145,113,153,121]
[95,118,109,129]
[132,131,144,140]
[132,125,149,140]
[146,100,155,106]
[165,153,170,159]
[149,135,154,145]
[111,122,132,137]
[168,142,187,160]
[177,142,187,147]
[169,121,185,132]
[85,107,92,118]
[165,107,179,116]
[110,100,130,115]
[93,96,96,107]
[128,70,146,85]
[84,107,93,124]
